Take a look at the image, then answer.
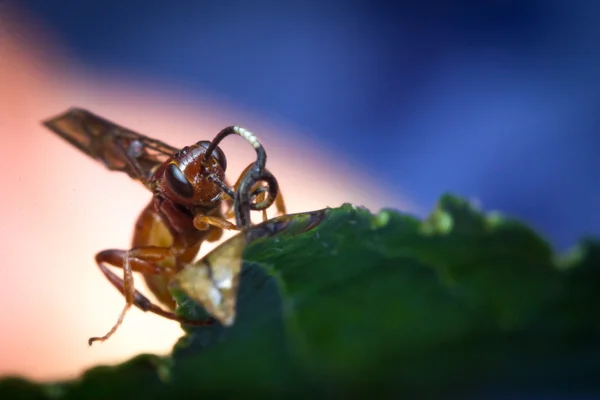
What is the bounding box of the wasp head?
[157,140,228,208]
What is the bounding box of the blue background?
[22,0,600,250]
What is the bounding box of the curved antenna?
[205,125,278,223]
[234,168,279,228]
[204,126,267,171]
[209,173,278,213]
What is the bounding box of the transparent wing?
[43,108,179,185]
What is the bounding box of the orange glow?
[0,7,411,381]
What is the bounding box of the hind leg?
[89,247,213,345]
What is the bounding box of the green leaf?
[2,195,599,398]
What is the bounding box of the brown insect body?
[44,108,285,344]
[133,141,232,309]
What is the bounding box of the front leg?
[193,214,239,231]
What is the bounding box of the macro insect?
[44,108,286,345]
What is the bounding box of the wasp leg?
[89,248,213,345]
[193,214,239,232]
[269,187,287,219]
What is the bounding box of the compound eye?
[197,140,227,171]
[165,163,194,198]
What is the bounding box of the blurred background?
[1,0,599,383]
[16,0,600,249]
